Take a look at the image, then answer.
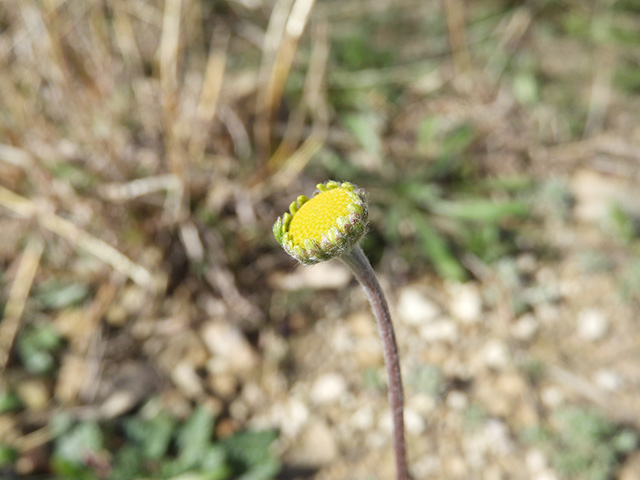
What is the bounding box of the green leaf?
[51,457,100,480]
[413,217,466,281]
[175,407,216,470]
[397,182,441,209]
[221,429,279,473]
[408,364,444,397]
[124,413,176,460]
[17,324,63,374]
[198,448,231,478]
[332,29,393,70]
[343,113,382,156]
[0,390,22,414]
[524,407,639,480]
[416,115,440,147]
[478,176,534,192]
[439,123,475,158]
[0,445,18,468]
[165,468,230,480]
[462,404,486,432]
[35,280,90,310]
[608,204,637,243]
[362,367,384,392]
[513,72,539,105]
[553,408,615,449]
[237,458,280,480]
[615,60,640,93]
[613,429,639,453]
[50,163,97,192]
[462,224,514,264]
[53,421,103,467]
[432,199,529,222]
[50,412,75,437]
[109,445,144,480]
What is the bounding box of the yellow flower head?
[273,180,368,265]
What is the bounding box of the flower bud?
[273,181,368,265]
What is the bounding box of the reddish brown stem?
[341,244,410,480]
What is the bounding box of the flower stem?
[340,244,410,480]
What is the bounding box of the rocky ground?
[2,1,640,479]
[259,176,640,479]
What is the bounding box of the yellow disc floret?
[273,180,368,265]
[288,188,352,247]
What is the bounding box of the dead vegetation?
[1,0,640,479]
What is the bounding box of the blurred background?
[1,0,640,478]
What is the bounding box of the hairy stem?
[340,244,409,480]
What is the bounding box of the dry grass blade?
[329,62,442,91]
[254,0,317,164]
[482,7,532,82]
[159,0,187,224]
[189,26,231,161]
[254,0,295,163]
[274,136,325,190]
[218,106,252,160]
[39,213,153,288]
[267,21,330,182]
[0,186,153,288]
[159,0,182,98]
[12,427,51,453]
[111,0,144,75]
[196,28,230,123]
[0,235,44,371]
[583,50,615,138]
[444,0,470,78]
[17,0,68,86]
[179,221,205,262]
[99,174,182,202]
[0,185,37,217]
[202,229,263,328]
[583,2,616,138]
[0,143,35,169]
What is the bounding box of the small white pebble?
[541,386,564,408]
[526,448,548,473]
[350,405,375,430]
[535,267,557,286]
[378,410,393,434]
[446,390,468,410]
[201,320,257,372]
[511,314,539,341]
[366,430,387,449]
[593,369,624,392]
[577,308,608,341]
[533,471,560,480]
[447,282,482,323]
[285,420,338,467]
[397,286,440,325]
[516,253,538,274]
[269,262,351,290]
[411,455,440,479]
[536,304,560,322]
[404,407,426,435]
[172,361,204,398]
[407,393,437,415]
[419,319,459,343]
[484,419,514,455]
[482,339,510,369]
[311,372,347,404]
[265,397,309,438]
[17,379,50,411]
